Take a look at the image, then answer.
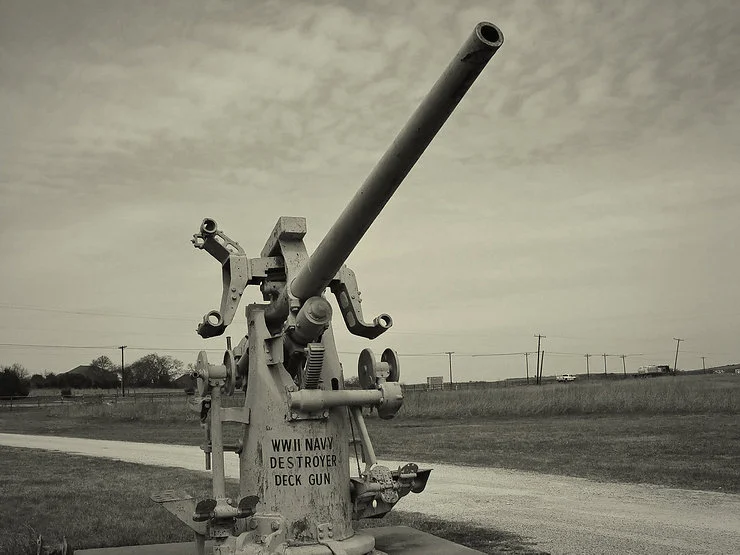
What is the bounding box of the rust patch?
[290,517,311,541]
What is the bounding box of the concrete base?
[76,526,483,555]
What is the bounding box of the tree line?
[0,353,187,397]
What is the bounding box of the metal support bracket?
[330,266,392,339]
[150,490,208,536]
[264,335,284,366]
[221,406,250,424]
[192,219,249,338]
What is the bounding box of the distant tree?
[344,376,361,390]
[57,372,91,389]
[129,354,183,387]
[6,363,28,379]
[90,355,114,372]
[43,372,59,388]
[87,355,121,388]
[0,363,30,397]
[30,374,46,389]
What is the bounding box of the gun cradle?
[193,217,393,342]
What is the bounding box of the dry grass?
[398,374,739,419]
[24,374,739,423]
[0,447,219,553]
[0,447,543,554]
[367,414,740,492]
[1,373,737,494]
[27,387,184,398]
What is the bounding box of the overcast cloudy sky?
[1,0,738,384]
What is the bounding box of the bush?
[0,364,30,397]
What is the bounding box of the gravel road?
[1,433,738,554]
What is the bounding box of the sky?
[1,0,739,384]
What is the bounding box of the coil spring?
[303,343,325,389]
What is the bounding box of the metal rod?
[266,22,504,322]
[289,389,383,412]
[350,406,377,472]
[210,385,226,499]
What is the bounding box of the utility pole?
[621,354,627,378]
[119,345,127,397]
[446,351,454,389]
[673,338,684,374]
[585,354,591,379]
[540,350,545,382]
[525,352,530,384]
[603,353,608,376]
[534,334,546,385]
[701,356,706,374]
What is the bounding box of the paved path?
[1,433,738,554]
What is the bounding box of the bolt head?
[271,521,280,531]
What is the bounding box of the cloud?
[1,0,739,377]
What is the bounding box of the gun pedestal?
[147,20,504,555]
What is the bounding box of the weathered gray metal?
[264,21,503,325]
[151,20,504,555]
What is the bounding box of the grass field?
[400,373,739,418]
[24,387,185,398]
[1,374,737,552]
[1,374,738,492]
[0,447,544,554]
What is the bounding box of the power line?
[0,343,119,349]
[0,302,196,322]
[469,351,528,357]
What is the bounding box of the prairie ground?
[0,447,543,554]
[1,373,737,492]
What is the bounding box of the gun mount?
[152,22,504,555]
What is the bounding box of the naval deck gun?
[152,21,504,555]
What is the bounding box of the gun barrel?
[268,22,503,322]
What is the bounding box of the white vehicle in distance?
[556,374,577,383]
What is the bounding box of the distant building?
[173,373,196,392]
[426,376,444,390]
[66,365,119,388]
